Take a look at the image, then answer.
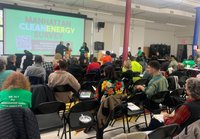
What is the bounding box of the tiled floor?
[41,115,150,139]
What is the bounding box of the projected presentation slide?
[4,8,85,55]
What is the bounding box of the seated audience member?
[68,57,84,78]
[160,56,170,71]
[52,53,62,70]
[138,78,200,133]
[24,55,46,82]
[136,60,168,110]
[0,72,32,109]
[130,56,143,75]
[128,51,132,59]
[100,51,112,64]
[169,63,187,79]
[86,57,100,73]
[20,50,33,71]
[168,55,178,71]
[97,65,125,101]
[0,58,13,90]
[121,60,136,82]
[48,60,80,103]
[6,55,17,71]
[195,58,200,69]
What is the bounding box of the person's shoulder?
[4,70,14,74]
[19,89,32,95]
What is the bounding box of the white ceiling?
[0,0,200,27]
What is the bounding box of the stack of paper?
[127,102,140,111]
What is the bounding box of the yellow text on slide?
[46,25,75,33]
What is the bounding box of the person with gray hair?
[0,58,13,90]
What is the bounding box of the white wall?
[83,11,192,57]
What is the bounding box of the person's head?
[147,60,161,75]
[24,50,31,54]
[106,51,111,56]
[197,58,200,64]
[34,55,43,64]
[185,78,200,100]
[177,63,185,70]
[7,55,16,63]
[70,57,79,65]
[188,55,194,60]
[60,41,64,45]
[66,43,70,47]
[58,60,67,70]
[128,51,132,56]
[103,65,116,80]
[130,56,136,61]
[83,42,87,46]
[0,58,6,72]
[2,72,31,91]
[54,53,62,60]
[138,47,141,50]
[150,55,158,61]
[123,60,132,70]
[92,57,98,62]
[171,55,177,61]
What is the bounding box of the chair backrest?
[178,76,188,87]
[134,79,148,86]
[29,76,44,85]
[80,81,98,92]
[103,103,125,129]
[69,100,99,113]
[53,84,77,93]
[170,88,185,97]
[148,124,179,139]
[34,101,66,114]
[151,91,170,102]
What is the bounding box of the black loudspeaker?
[97,22,105,28]
[94,41,104,50]
[97,22,105,31]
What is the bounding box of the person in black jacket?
[55,41,67,57]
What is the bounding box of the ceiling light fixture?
[79,8,113,16]
[166,23,186,27]
[132,18,155,23]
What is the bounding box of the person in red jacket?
[87,57,100,73]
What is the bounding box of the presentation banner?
[4,8,84,55]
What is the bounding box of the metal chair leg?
[126,116,130,133]
[122,116,126,133]
[143,109,148,127]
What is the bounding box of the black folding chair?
[34,101,66,139]
[79,81,98,101]
[125,93,148,133]
[53,84,79,105]
[67,100,99,139]
[134,79,148,86]
[29,76,44,85]
[97,103,127,139]
[144,91,170,116]
[148,124,179,139]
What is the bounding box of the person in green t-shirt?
[137,47,143,57]
[0,72,32,109]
